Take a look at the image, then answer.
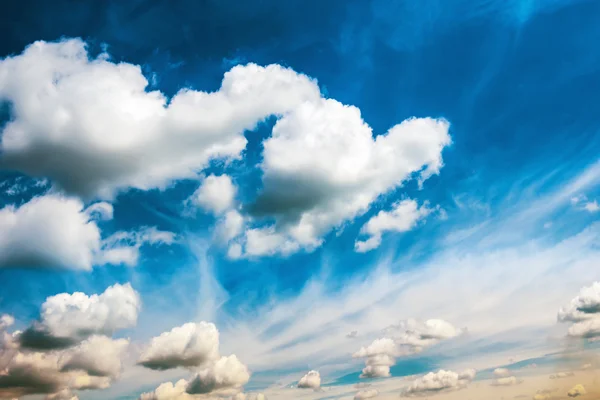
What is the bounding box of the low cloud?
[297,370,321,389]
[138,322,220,370]
[354,388,379,399]
[403,369,476,397]
[567,384,586,397]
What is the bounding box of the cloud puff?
[0,195,174,270]
[568,384,586,397]
[354,389,379,399]
[46,389,79,400]
[237,101,451,256]
[490,376,523,386]
[20,283,140,350]
[493,368,510,377]
[139,379,190,400]
[59,335,129,378]
[404,369,476,397]
[138,322,220,370]
[0,39,320,200]
[0,195,101,270]
[353,338,396,378]
[186,355,250,395]
[189,175,237,215]
[558,282,600,338]
[355,199,436,252]
[297,370,321,389]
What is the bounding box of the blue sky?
[0,1,599,399]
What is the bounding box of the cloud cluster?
[355,199,436,252]
[297,370,321,389]
[558,282,600,338]
[20,283,140,349]
[0,284,138,399]
[0,195,174,270]
[138,323,250,399]
[0,39,320,200]
[353,319,462,379]
[403,369,476,397]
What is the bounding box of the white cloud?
[236,100,451,256]
[355,199,435,252]
[20,283,140,349]
[190,175,237,215]
[404,369,476,396]
[138,322,220,370]
[139,379,190,400]
[60,336,129,378]
[384,318,463,353]
[354,389,378,399]
[550,371,575,379]
[558,281,600,338]
[0,39,321,200]
[490,376,522,386]
[493,367,510,377]
[186,355,250,395]
[217,210,245,243]
[0,195,101,270]
[297,370,321,389]
[583,200,599,212]
[0,195,174,270]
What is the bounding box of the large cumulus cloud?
[558,281,600,338]
[0,39,320,200]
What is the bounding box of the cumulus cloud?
[353,319,462,379]
[59,336,129,378]
[490,376,523,386]
[568,384,586,397]
[237,102,451,256]
[139,379,190,400]
[354,389,379,399]
[0,195,174,270]
[189,175,237,215]
[138,322,220,370]
[558,282,600,338]
[233,394,267,400]
[46,389,79,400]
[297,370,321,389]
[404,369,476,397]
[0,195,101,270]
[20,283,140,350]
[186,355,250,395]
[493,367,510,377]
[355,199,436,252]
[0,39,321,200]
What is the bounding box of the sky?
[0,0,600,399]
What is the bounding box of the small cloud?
[346,331,358,339]
[297,370,321,389]
[550,371,575,379]
[403,369,476,397]
[491,376,523,386]
[567,384,586,397]
[355,388,379,399]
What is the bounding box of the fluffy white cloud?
[235,101,450,257]
[354,389,379,399]
[186,355,250,395]
[217,210,245,244]
[0,39,320,200]
[20,283,140,349]
[190,175,237,215]
[493,367,510,377]
[59,336,129,378]
[558,282,600,338]
[297,370,321,389]
[138,322,220,370]
[490,376,522,386]
[404,369,476,396]
[568,384,587,397]
[353,338,396,378]
[355,199,435,252]
[139,379,191,400]
[0,195,101,270]
[0,195,174,270]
